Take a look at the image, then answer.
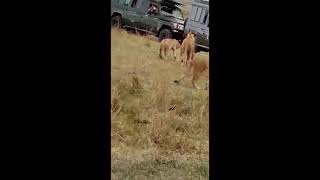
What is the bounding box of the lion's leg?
[191,49,195,61]
[188,51,196,69]
[159,47,163,59]
[173,48,177,60]
[164,48,169,60]
[180,47,185,63]
[187,60,193,72]
[192,73,201,89]
[185,57,189,67]
[186,50,191,67]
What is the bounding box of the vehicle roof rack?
[193,0,209,6]
[151,0,184,7]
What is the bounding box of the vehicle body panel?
[111,0,185,39]
[183,0,209,51]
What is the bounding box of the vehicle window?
[135,0,143,8]
[161,6,183,20]
[148,3,160,15]
[189,6,198,20]
[195,7,202,22]
[123,0,130,5]
[131,0,138,7]
[119,0,129,5]
[172,8,184,20]
[141,0,149,9]
[200,9,208,24]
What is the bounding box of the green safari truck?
[111,0,185,42]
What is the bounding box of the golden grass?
[111,28,209,180]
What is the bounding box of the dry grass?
[111,28,209,180]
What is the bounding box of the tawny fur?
[180,32,196,66]
[159,39,181,60]
[174,55,209,90]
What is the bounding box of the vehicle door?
[139,1,160,34]
[195,7,209,48]
[199,11,209,48]
[187,5,209,48]
[113,0,132,26]
[124,0,144,29]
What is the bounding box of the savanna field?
[111,28,209,180]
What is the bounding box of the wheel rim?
[161,32,169,40]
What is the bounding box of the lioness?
[180,31,196,66]
[174,54,209,90]
[159,38,181,60]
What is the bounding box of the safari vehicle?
[111,0,185,41]
[183,0,209,52]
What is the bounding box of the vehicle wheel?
[158,29,172,42]
[195,46,200,53]
[111,15,123,29]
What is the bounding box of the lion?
[174,54,209,90]
[180,31,196,67]
[159,38,181,60]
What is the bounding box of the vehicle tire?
[195,46,200,53]
[111,15,123,29]
[158,28,172,42]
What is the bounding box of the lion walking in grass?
[174,55,209,90]
[159,38,181,60]
[180,31,196,67]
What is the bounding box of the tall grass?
[111,28,209,180]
